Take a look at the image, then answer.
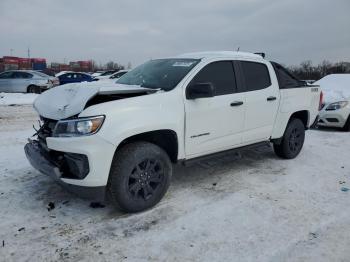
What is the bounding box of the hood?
[33,82,155,120]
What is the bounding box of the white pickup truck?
[25,51,322,212]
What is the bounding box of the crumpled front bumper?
[24,140,106,201]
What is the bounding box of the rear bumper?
[24,140,106,201]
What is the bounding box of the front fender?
[79,90,186,159]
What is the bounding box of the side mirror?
[186,82,215,100]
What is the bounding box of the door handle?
[267,96,277,101]
[230,101,244,107]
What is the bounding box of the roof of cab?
[176,51,263,60]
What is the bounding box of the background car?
[315,74,350,131]
[0,70,59,93]
[93,70,128,82]
[92,70,119,80]
[55,71,72,77]
[91,71,105,77]
[57,72,93,85]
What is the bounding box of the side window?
[271,62,301,89]
[240,61,271,91]
[0,72,14,79]
[12,72,23,79]
[16,72,33,79]
[112,72,126,79]
[65,74,72,79]
[190,61,237,96]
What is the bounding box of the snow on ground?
[0,93,38,106]
[0,105,350,262]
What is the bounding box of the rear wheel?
[108,142,172,213]
[273,118,305,159]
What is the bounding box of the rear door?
[238,61,280,143]
[184,61,246,157]
[75,73,84,83]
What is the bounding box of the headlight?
[325,101,348,111]
[53,116,105,137]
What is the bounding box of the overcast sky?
[0,0,349,67]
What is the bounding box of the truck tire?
[108,142,172,212]
[341,115,350,132]
[273,118,305,159]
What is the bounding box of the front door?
[184,61,246,158]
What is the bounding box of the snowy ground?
[0,102,350,261]
[0,92,38,106]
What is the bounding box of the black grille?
[36,117,57,148]
[326,118,339,123]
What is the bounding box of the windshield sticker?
[172,61,194,67]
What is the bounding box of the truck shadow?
[312,126,344,133]
[171,144,277,186]
[29,143,279,219]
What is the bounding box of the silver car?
[0,70,59,93]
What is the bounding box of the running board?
[180,141,271,166]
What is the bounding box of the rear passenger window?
[190,61,236,96]
[271,62,302,89]
[241,61,271,91]
[12,72,33,79]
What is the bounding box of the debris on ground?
[2,240,4,247]
[89,202,106,208]
[309,232,318,240]
[47,202,55,211]
[339,181,346,184]
[18,227,25,232]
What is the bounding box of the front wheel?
[108,142,172,213]
[273,118,305,159]
[27,85,41,94]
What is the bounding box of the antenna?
[27,47,31,59]
[236,47,240,52]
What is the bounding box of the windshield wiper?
[140,84,161,90]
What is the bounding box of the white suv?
[315,74,350,131]
[25,51,321,212]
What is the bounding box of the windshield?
[116,58,200,91]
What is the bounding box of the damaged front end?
[25,82,157,200]
[24,115,106,198]
[26,117,90,180]
[24,118,105,200]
